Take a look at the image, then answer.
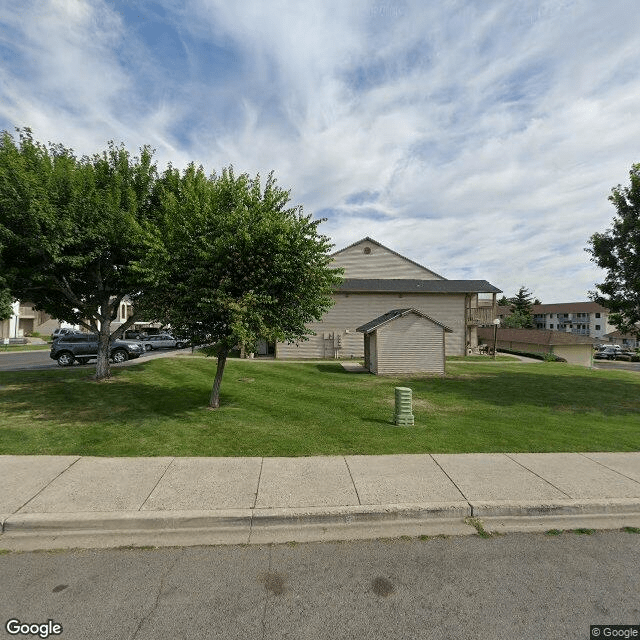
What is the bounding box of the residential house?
[602,330,640,349]
[275,237,501,359]
[0,301,60,339]
[1,297,143,340]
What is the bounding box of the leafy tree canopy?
[0,129,157,378]
[0,288,13,322]
[497,286,539,328]
[135,165,343,408]
[587,163,640,339]
[501,309,534,329]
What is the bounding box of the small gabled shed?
[356,308,453,376]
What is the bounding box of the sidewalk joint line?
[429,455,473,515]
[253,458,264,510]
[343,457,362,506]
[578,452,640,487]
[139,458,176,511]
[14,455,82,516]
[504,454,573,498]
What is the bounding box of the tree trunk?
[95,318,112,381]
[209,346,229,409]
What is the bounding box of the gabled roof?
[332,237,445,280]
[356,308,453,334]
[340,279,502,294]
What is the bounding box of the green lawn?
[1,357,639,457]
[0,344,50,352]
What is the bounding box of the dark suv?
[50,333,145,366]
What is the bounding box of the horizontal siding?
[548,344,592,367]
[332,241,443,280]
[276,293,467,359]
[376,315,444,375]
[276,323,329,359]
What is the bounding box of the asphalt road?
[592,359,640,373]
[2,349,639,373]
[0,348,183,372]
[1,530,638,640]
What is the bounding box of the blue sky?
[2,0,640,302]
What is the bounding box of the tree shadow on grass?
[403,367,640,416]
[314,363,356,375]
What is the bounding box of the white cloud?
[1,0,639,303]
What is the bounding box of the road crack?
[130,549,184,640]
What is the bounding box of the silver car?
[139,333,186,351]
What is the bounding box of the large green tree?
[0,129,157,379]
[587,163,640,339]
[135,165,343,408]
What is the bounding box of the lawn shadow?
[409,366,640,416]
[314,363,355,374]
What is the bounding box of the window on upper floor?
[595,313,601,318]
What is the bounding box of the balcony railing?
[466,306,498,326]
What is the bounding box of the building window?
[595,313,601,318]
[363,247,371,255]
[595,325,600,330]
[549,324,554,329]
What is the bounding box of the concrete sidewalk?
[1,453,639,550]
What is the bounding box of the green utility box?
[394,387,414,426]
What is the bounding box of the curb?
[470,498,640,518]
[2,500,640,551]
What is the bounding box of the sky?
[1,0,639,303]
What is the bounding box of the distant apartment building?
[531,302,616,340]
[498,302,615,340]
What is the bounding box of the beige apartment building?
[275,237,501,359]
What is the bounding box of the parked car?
[51,327,75,340]
[593,346,619,360]
[613,350,636,361]
[50,333,145,366]
[138,333,186,351]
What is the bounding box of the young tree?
[135,165,343,408]
[0,129,157,379]
[500,286,535,328]
[587,163,640,339]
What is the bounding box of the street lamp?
[492,318,500,360]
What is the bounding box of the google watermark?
[5,619,63,638]
[591,626,640,639]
